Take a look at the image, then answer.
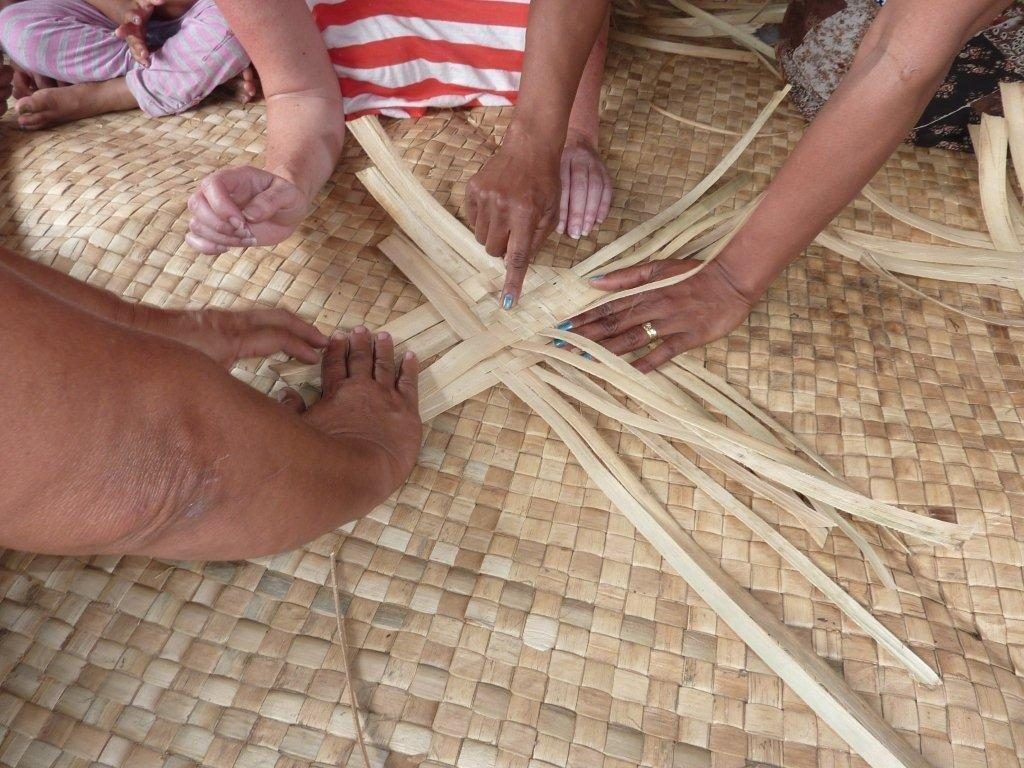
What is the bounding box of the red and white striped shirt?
[309,0,530,119]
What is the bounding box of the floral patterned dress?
[778,0,1024,150]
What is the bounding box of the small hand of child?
[557,129,612,240]
[113,0,166,68]
[186,166,310,255]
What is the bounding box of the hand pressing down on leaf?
[567,259,760,372]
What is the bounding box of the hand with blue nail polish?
[465,133,561,310]
[566,258,759,372]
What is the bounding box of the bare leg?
[14,78,138,129]
[557,13,612,240]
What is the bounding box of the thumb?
[242,183,293,224]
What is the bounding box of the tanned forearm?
[0,248,160,326]
[0,269,387,560]
[505,0,610,156]
[215,0,344,200]
[718,0,1010,299]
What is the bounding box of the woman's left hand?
[144,306,329,368]
[568,258,759,372]
[558,129,612,240]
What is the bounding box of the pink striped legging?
[0,0,250,117]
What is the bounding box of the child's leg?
[0,0,134,83]
[124,0,250,117]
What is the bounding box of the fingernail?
[229,216,243,229]
[571,232,581,240]
[589,274,605,282]
[556,321,573,331]
[244,238,257,247]
[556,224,565,235]
[377,332,390,342]
[276,390,289,402]
[582,353,594,361]
[502,294,514,310]
[553,339,566,348]
[353,325,368,334]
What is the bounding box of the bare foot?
[221,66,259,104]
[14,88,84,129]
[14,79,137,129]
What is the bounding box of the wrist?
[564,125,598,149]
[712,243,777,306]
[502,119,564,165]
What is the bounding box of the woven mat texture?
[2,44,1024,768]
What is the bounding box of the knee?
[0,3,48,69]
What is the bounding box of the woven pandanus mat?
[2,43,1024,768]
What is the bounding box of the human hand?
[150,306,329,368]
[112,0,166,67]
[567,259,759,372]
[465,137,561,308]
[557,129,611,240]
[278,328,422,495]
[186,166,309,255]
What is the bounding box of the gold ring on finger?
[642,321,659,342]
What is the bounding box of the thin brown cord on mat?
[331,548,373,767]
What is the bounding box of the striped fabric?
[0,0,249,117]
[309,0,530,119]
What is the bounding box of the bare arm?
[466,0,611,306]
[188,0,344,254]
[0,247,329,367]
[217,0,343,199]
[566,11,609,146]
[573,0,1011,370]
[0,264,420,560]
[719,0,1010,299]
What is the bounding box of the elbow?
[855,19,961,91]
[98,411,221,557]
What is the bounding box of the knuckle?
[626,328,646,348]
[507,250,529,269]
[598,315,619,336]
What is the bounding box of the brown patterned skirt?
[778,0,1024,151]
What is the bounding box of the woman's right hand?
[186,167,309,255]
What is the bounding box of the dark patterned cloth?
[777,0,1024,151]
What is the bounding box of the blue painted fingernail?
[553,339,566,348]
[582,353,594,361]
[556,321,573,331]
[589,274,605,282]
[502,293,513,310]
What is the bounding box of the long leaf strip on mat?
[273,94,979,766]
[371,223,939,768]
[820,82,1024,319]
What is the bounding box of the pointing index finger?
[500,208,536,309]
